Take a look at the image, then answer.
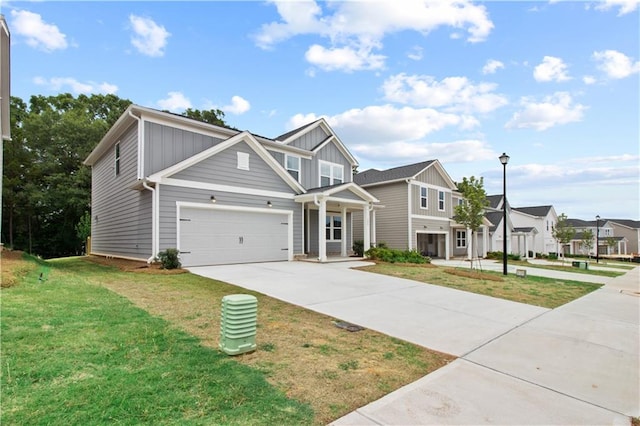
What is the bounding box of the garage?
[178,206,291,267]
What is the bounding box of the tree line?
[2,93,226,258]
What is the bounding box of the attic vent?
[237,152,250,171]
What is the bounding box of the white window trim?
[285,154,301,182]
[319,160,344,187]
[438,190,445,211]
[456,230,467,248]
[420,186,428,210]
[114,142,121,176]
[326,214,342,242]
[237,152,250,170]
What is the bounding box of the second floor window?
[420,187,428,209]
[286,155,300,182]
[320,161,343,187]
[326,215,342,241]
[114,142,121,176]
[438,191,445,211]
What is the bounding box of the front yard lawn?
[356,263,602,308]
[1,253,454,425]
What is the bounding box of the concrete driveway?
[189,261,639,424]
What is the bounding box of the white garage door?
[179,207,290,267]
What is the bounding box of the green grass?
[357,263,603,308]
[509,260,626,277]
[1,259,313,425]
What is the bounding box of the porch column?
[363,206,371,252]
[371,209,377,247]
[445,231,450,260]
[482,225,488,258]
[467,228,472,259]
[341,206,348,257]
[318,198,327,262]
[524,235,529,259]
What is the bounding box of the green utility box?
[571,261,589,270]
[219,294,257,355]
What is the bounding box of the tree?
[580,229,594,255]
[181,108,228,127]
[552,213,575,264]
[605,237,617,256]
[453,176,489,270]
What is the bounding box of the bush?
[157,248,181,269]
[353,240,364,257]
[365,246,430,264]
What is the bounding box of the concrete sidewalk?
[334,267,639,425]
[189,262,639,424]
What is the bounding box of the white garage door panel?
[179,207,289,267]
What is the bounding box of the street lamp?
[499,153,510,275]
[595,215,600,263]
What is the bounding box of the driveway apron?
[189,262,639,424]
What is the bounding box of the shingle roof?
[513,205,553,217]
[567,218,593,227]
[486,195,503,210]
[514,227,536,233]
[484,211,504,232]
[354,160,435,186]
[606,219,640,228]
[274,120,319,142]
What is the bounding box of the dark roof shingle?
[354,160,435,186]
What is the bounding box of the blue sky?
[4,0,639,220]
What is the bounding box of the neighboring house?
[84,105,379,267]
[480,195,514,256]
[352,160,485,260]
[511,205,558,257]
[1,14,10,240]
[568,218,635,256]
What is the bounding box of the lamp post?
[499,153,510,275]
[595,215,600,263]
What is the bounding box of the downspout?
[406,179,412,250]
[128,109,143,180]
[142,179,157,263]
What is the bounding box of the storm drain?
[333,320,365,332]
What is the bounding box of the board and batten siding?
[158,185,302,254]
[287,126,329,151]
[91,123,152,259]
[353,181,408,249]
[170,141,293,193]
[415,166,451,188]
[301,142,353,189]
[144,121,224,176]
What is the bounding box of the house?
[84,105,379,267]
[604,219,639,255]
[567,218,634,256]
[352,160,487,260]
[510,205,558,257]
[1,14,10,240]
[481,195,514,257]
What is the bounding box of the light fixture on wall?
[267,201,273,208]
[210,195,216,203]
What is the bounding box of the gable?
[331,189,363,201]
[169,140,295,193]
[287,126,329,151]
[415,164,451,188]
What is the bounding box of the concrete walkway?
[189,262,640,424]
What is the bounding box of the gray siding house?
[84,105,378,267]
[352,160,481,260]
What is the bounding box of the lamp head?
[499,152,510,165]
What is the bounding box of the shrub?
[365,246,430,264]
[157,248,181,269]
[486,251,520,261]
[353,240,364,257]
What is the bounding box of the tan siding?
[353,182,408,249]
[415,165,449,188]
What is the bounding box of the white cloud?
[255,0,493,72]
[157,92,191,112]
[129,15,170,57]
[407,46,424,61]
[382,73,508,114]
[287,104,476,146]
[582,75,597,85]
[505,92,586,131]
[305,43,386,72]
[223,96,251,115]
[593,50,640,79]
[353,139,496,164]
[10,10,68,52]
[595,0,639,15]
[33,76,118,94]
[482,59,504,75]
[533,56,571,82]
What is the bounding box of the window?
[286,155,300,182]
[438,191,445,211]
[114,142,121,176]
[456,230,467,248]
[457,198,464,206]
[237,152,250,170]
[420,187,428,209]
[326,215,342,241]
[320,161,344,187]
